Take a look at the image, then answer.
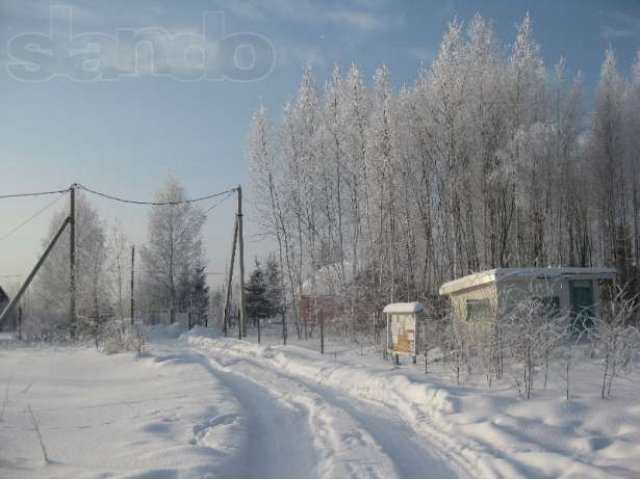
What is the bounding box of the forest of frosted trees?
[247,14,640,331]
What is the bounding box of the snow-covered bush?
[19,310,70,343]
[589,290,640,398]
[443,314,471,385]
[100,319,146,354]
[499,297,565,399]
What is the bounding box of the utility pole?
[222,217,238,337]
[237,185,247,338]
[130,245,135,325]
[69,184,77,339]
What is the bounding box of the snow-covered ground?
[1,325,639,478]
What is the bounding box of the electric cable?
[204,191,235,213]
[76,183,236,206]
[0,188,70,200]
[0,192,67,244]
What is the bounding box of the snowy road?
[155,340,458,478]
[0,332,460,478]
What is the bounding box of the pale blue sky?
[1,0,639,286]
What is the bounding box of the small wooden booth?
[384,302,426,363]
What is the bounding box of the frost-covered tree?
[246,13,640,347]
[108,224,131,322]
[622,53,640,291]
[32,192,109,341]
[342,65,371,277]
[366,65,399,305]
[247,102,299,336]
[588,48,627,268]
[140,175,205,323]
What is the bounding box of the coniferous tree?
[192,265,209,326]
[264,254,283,318]
[245,260,270,327]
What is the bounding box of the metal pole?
[0,217,71,325]
[237,185,247,338]
[69,185,76,339]
[130,245,135,325]
[223,217,238,337]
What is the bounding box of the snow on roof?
[439,267,617,296]
[383,302,426,314]
[301,262,353,297]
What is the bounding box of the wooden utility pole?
[222,217,238,337]
[130,245,135,325]
[237,185,247,338]
[69,185,77,339]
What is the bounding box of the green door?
[570,280,594,330]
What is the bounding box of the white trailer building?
[439,267,617,328]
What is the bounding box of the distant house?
[0,286,16,331]
[439,267,617,328]
[299,263,350,326]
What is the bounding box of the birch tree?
[588,48,626,269]
[140,174,205,323]
[32,193,109,340]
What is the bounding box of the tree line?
[21,175,210,347]
[247,14,640,338]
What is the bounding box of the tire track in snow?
[180,347,399,478]
[185,342,459,478]
[152,347,319,478]
[189,337,489,478]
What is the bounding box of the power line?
[205,191,235,213]
[0,192,67,245]
[76,183,237,206]
[0,188,70,200]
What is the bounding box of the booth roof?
[383,302,426,314]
